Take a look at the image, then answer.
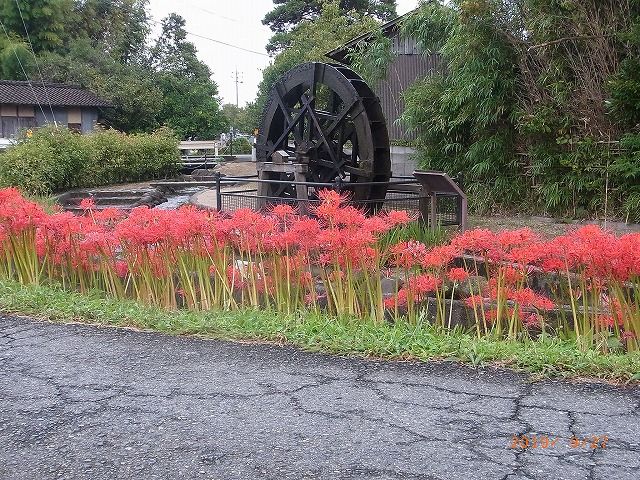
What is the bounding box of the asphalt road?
[1,315,639,480]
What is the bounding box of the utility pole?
[230,68,243,157]
[233,68,243,107]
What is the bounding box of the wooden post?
[430,194,438,230]
[294,169,308,215]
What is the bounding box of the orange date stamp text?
[509,435,608,450]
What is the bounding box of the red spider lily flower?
[601,295,626,323]
[305,292,322,305]
[523,313,542,328]
[451,229,497,253]
[332,205,366,228]
[383,295,397,309]
[385,289,408,308]
[464,295,485,308]
[317,189,347,206]
[509,288,555,311]
[226,266,246,289]
[115,261,129,278]
[79,197,95,211]
[596,315,624,328]
[390,240,429,269]
[447,267,470,283]
[269,203,297,220]
[384,209,416,228]
[0,189,47,234]
[287,217,321,250]
[362,216,390,235]
[621,331,637,341]
[92,207,125,225]
[485,278,513,300]
[422,244,461,270]
[506,240,550,266]
[484,308,499,323]
[501,266,524,285]
[406,274,441,296]
[496,228,538,250]
[0,187,22,202]
[299,270,313,286]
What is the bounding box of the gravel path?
[1,315,639,480]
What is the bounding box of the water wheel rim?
[256,63,390,202]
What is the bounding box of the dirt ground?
[469,214,640,237]
[75,161,640,237]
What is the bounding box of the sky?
[147,0,420,107]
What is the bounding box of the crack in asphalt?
[0,314,639,480]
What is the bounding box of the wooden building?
[326,11,441,143]
[0,80,109,139]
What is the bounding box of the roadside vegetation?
[1,280,637,382]
[1,188,639,382]
[0,127,179,195]
[398,0,640,221]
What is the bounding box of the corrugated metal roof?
[326,10,415,64]
[0,80,110,107]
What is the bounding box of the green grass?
[1,279,639,383]
[24,193,59,213]
[377,222,451,251]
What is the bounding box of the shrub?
[0,126,180,194]
[228,136,252,155]
[399,0,640,221]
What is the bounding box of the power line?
[183,1,240,23]
[149,18,269,57]
[0,17,49,123]
[14,0,57,126]
[185,30,269,57]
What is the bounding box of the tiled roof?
[0,80,111,107]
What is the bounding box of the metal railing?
[209,174,463,227]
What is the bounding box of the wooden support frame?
[413,170,468,231]
[256,162,310,214]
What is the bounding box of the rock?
[455,275,488,299]
[191,168,218,179]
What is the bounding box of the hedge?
[0,126,180,194]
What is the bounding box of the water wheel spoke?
[257,62,390,204]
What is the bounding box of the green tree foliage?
[401,0,640,221]
[38,38,163,132]
[148,14,227,139]
[222,104,255,134]
[254,1,380,124]
[0,0,73,52]
[263,0,397,53]
[347,27,393,85]
[69,0,149,64]
[0,34,32,78]
[1,1,227,139]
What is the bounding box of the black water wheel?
[256,62,391,203]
